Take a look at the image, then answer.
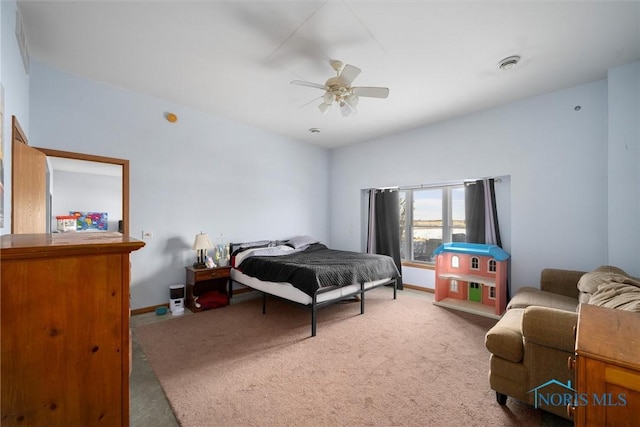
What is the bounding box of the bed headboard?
[229,240,275,256]
[229,236,320,256]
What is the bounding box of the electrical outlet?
[142,230,153,239]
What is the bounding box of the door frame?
[36,148,130,237]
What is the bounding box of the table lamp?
[192,232,213,269]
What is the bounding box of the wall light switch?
[142,231,153,239]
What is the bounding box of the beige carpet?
[135,288,544,426]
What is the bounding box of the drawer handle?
[567,356,575,371]
[566,403,575,419]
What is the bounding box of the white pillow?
[286,235,319,249]
[234,245,293,266]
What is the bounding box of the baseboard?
[231,287,252,296]
[131,303,168,316]
[403,283,435,293]
[131,287,254,316]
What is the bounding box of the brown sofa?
[484,266,640,419]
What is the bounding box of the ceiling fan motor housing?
[325,77,352,101]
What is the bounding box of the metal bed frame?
[231,276,398,337]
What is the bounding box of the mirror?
[36,148,129,236]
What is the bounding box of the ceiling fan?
[291,60,389,117]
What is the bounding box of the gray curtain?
[465,180,486,244]
[367,189,403,289]
[465,178,507,297]
[465,179,502,246]
[483,179,502,247]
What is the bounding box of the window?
[488,286,496,299]
[399,185,465,263]
[471,256,479,270]
[488,259,497,273]
[450,280,458,292]
[451,255,459,268]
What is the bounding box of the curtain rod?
[369,177,503,192]
[396,178,502,191]
[464,177,502,185]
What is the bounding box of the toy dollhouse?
[433,242,510,319]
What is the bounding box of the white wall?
[1,0,31,235]
[28,63,330,309]
[330,80,610,295]
[607,61,640,277]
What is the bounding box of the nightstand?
[185,266,231,312]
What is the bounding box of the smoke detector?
[498,55,521,70]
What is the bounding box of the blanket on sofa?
[585,271,640,312]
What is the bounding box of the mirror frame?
[35,148,130,236]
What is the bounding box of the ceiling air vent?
[498,56,520,71]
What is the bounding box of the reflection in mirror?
[46,157,123,233]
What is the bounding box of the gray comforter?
[237,243,400,297]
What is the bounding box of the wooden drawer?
[193,267,230,282]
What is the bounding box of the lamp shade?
[192,232,213,251]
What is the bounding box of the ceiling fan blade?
[299,95,323,109]
[291,80,326,90]
[337,64,361,86]
[352,86,389,99]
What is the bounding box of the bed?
[229,236,400,336]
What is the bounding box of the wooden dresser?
[572,304,640,426]
[1,233,144,426]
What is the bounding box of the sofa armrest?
[539,268,586,299]
[521,306,578,353]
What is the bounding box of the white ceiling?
[47,157,122,177]
[17,1,640,149]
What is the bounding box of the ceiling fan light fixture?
[292,60,388,116]
[339,101,352,117]
[345,94,359,109]
[323,91,334,104]
[498,55,521,71]
[318,102,331,115]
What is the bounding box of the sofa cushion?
[506,287,578,312]
[485,308,524,363]
[539,268,585,299]
[521,306,578,352]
